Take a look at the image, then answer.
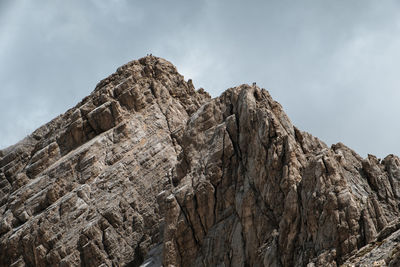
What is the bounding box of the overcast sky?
[1,0,400,158]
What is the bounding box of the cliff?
[1,56,399,266]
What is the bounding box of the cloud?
[1,0,400,158]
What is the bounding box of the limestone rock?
[0,56,208,266]
[1,55,400,266]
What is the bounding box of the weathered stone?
[1,55,399,267]
[0,56,209,266]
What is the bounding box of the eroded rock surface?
[0,56,209,266]
[160,85,400,267]
[1,56,400,266]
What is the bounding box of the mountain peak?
[1,57,399,266]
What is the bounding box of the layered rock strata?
[1,56,400,266]
[0,56,208,266]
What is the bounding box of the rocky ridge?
[1,56,400,266]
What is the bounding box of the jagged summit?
[1,57,400,266]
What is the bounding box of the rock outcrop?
[1,56,400,266]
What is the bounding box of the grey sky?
[1,0,400,158]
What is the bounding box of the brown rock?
[1,55,399,267]
[0,56,208,266]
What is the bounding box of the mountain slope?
[1,56,400,266]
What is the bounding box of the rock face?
[1,56,400,266]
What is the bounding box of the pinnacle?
[2,56,399,267]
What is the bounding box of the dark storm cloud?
[1,0,400,158]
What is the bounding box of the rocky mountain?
[1,56,400,266]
